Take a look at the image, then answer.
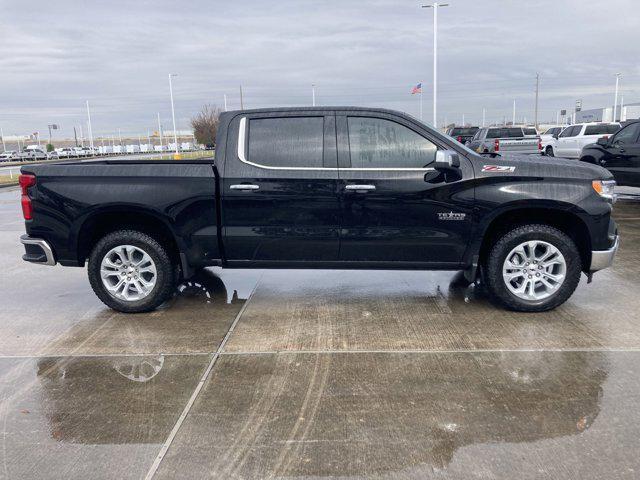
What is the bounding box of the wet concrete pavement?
[1,187,639,479]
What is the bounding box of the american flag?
[411,83,422,94]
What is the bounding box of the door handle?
[230,184,260,191]
[345,184,376,191]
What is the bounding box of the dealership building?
[575,102,640,123]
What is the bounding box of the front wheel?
[545,146,554,157]
[485,224,582,312]
[88,230,177,313]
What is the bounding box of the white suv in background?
[546,122,620,158]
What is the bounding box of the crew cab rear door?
[221,111,340,264]
[335,111,474,265]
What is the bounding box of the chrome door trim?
[236,116,436,173]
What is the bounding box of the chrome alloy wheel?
[100,245,157,301]
[502,240,567,301]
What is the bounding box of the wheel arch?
[74,206,183,267]
[474,205,592,273]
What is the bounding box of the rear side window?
[522,127,537,135]
[248,116,324,168]
[584,124,619,135]
[451,127,478,136]
[347,117,437,168]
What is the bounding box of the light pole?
[422,2,449,127]
[482,108,486,128]
[512,99,516,125]
[168,74,180,159]
[312,84,316,107]
[613,73,620,122]
[223,94,228,112]
[157,112,163,150]
[0,127,5,151]
[86,101,94,150]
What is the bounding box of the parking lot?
[1,185,639,479]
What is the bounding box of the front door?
[336,112,474,266]
[603,122,640,187]
[221,112,340,264]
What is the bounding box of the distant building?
[575,102,640,123]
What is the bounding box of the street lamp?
[422,2,450,128]
[168,74,180,159]
[312,84,316,107]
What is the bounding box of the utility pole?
[239,85,244,110]
[512,99,516,125]
[157,113,163,149]
[0,127,5,151]
[312,84,316,106]
[422,2,450,127]
[534,72,539,129]
[73,126,78,147]
[482,108,486,127]
[462,113,465,126]
[620,95,624,122]
[223,94,228,112]
[86,101,94,150]
[79,124,84,147]
[169,74,180,158]
[613,73,621,122]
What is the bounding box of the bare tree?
[191,104,222,146]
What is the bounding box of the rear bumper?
[590,235,619,272]
[20,235,56,266]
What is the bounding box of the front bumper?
[589,235,619,272]
[20,235,56,266]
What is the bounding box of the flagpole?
[420,86,423,121]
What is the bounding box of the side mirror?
[596,137,609,146]
[434,150,460,172]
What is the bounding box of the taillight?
[538,138,542,150]
[456,135,462,142]
[19,174,36,220]
[494,139,500,152]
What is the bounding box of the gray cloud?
[1,0,639,139]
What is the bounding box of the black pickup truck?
[19,107,619,313]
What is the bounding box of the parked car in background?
[445,126,479,145]
[546,122,620,159]
[0,151,20,161]
[72,147,87,157]
[55,148,75,158]
[19,147,48,161]
[467,127,541,155]
[540,126,566,155]
[580,120,640,187]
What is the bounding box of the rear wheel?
[88,230,177,313]
[545,146,554,157]
[485,224,582,312]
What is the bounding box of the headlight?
[592,179,616,203]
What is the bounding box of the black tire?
[485,224,582,312]
[88,230,177,313]
[545,146,554,157]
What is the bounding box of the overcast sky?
[1,0,639,139]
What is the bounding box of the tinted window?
[560,126,580,137]
[450,127,478,136]
[248,116,324,168]
[612,123,640,145]
[523,127,537,135]
[544,127,560,135]
[584,124,620,135]
[347,117,437,168]
[486,128,523,139]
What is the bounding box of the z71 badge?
[482,165,516,173]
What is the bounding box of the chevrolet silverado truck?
[18,107,619,313]
[467,127,541,155]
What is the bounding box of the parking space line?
[143,275,262,480]
[218,347,640,355]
